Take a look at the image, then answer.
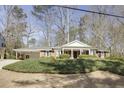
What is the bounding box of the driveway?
[0,59,20,69]
[0,70,124,88]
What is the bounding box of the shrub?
[40,57,51,62]
[98,59,124,76]
[91,66,97,71]
[94,61,106,69]
[50,56,56,63]
[3,56,124,75]
[56,59,66,62]
[78,54,97,59]
[84,68,90,73]
[82,60,98,72]
[40,56,56,63]
[106,56,124,62]
[59,54,70,59]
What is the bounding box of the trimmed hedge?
[79,54,97,59]
[106,56,124,62]
[40,56,56,63]
[59,54,70,59]
[3,58,99,74]
[99,60,124,75]
[3,57,124,75]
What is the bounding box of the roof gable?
[61,40,91,48]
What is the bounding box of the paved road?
[0,59,21,69]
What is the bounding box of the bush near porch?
[59,54,70,59]
[105,56,124,62]
[2,56,124,75]
[58,54,97,59]
[79,54,97,59]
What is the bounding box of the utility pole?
[67,7,70,43]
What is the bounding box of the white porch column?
[80,49,82,55]
[71,49,73,59]
[19,52,22,59]
[16,52,18,59]
[101,51,104,59]
[45,51,47,56]
[94,50,96,55]
[90,49,93,55]
[1,54,3,59]
[0,49,4,59]
[59,50,61,55]
[89,49,91,55]
[62,48,64,54]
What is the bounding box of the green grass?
[3,58,99,74]
[2,57,124,75]
[3,59,56,73]
[105,56,124,62]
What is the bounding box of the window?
[26,55,30,59]
[82,50,89,55]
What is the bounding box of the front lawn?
[3,58,94,74]
[2,57,124,75]
[3,59,56,73]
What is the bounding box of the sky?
[21,5,90,24]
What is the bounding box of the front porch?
[62,48,93,59]
[60,40,96,59]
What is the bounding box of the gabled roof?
[61,40,92,48]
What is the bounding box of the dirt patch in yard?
[0,69,124,88]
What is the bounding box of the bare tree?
[32,6,54,47]
[0,5,27,58]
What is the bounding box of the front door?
[73,51,80,58]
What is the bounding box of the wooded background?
[0,5,124,58]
